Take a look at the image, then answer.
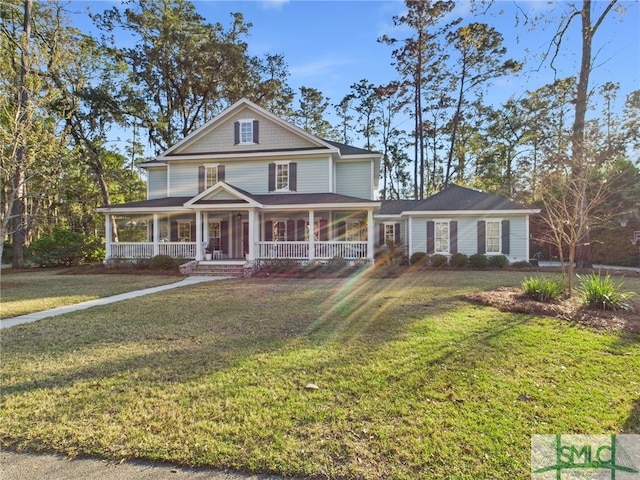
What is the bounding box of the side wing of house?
[377,185,540,263]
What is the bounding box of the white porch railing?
[109,242,197,259]
[110,242,154,258]
[258,241,368,260]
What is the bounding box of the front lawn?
[0,267,182,319]
[1,270,639,479]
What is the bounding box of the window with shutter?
[236,119,257,144]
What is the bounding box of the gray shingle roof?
[380,185,531,214]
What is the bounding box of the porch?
[102,206,376,263]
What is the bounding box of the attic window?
[234,120,259,144]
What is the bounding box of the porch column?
[104,213,112,260]
[308,209,315,260]
[248,208,256,261]
[195,211,203,260]
[367,209,375,261]
[153,214,160,256]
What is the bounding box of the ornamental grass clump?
[521,276,565,302]
[577,272,635,311]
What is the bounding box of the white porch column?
[367,209,375,261]
[153,214,160,256]
[308,209,315,260]
[248,208,256,261]
[104,213,112,260]
[195,211,203,260]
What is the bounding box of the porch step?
[188,261,248,278]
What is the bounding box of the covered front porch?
[102,208,376,263]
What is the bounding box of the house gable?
[160,99,336,159]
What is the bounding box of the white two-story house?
[96,98,538,274]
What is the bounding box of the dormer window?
[234,119,259,145]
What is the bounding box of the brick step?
[190,264,247,277]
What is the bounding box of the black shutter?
[379,224,385,246]
[268,163,276,192]
[170,221,178,242]
[198,166,205,193]
[289,162,297,191]
[190,221,196,241]
[221,221,229,254]
[477,220,486,254]
[234,121,240,145]
[394,223,401,245]
[337,221,346,241]
[319,219,328,241]
[501,220,510,255]
[218,165,225,182]
[426,221,435,254]
[265,221,273,241]
[450,220,458,254]
[253,120,259,143]
[297,220,306,241]
[287,220,295,241]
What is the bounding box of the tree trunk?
[11,0,32,268]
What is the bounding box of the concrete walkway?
[0,276,227,330]
[0,450,293,480]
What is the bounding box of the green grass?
[1,270,639,479]
[0,268,181,319]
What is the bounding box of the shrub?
[487,255,509,268]
[468,253,487,268]
[377,242,408,267]
[149,254,180,270]
[325,256,348,273]
[410,252,429,266]
[449,253,468,268]
[29,228,103,267]
[260,258,298,274]
[430,254,448,267]
[577,273,635,311]
[522,276,565,302]
[510,260,532,268]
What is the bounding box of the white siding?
[336,162,372,200]
[147,168,167,199]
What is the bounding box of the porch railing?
[109,242,197,259]
[108,241,368,260]
[258,241,368,260]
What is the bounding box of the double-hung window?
[384,224,395,245]
[435,221,450,253]
[208,221,221,251]
[178,221,191,242]
[240,120,253,143]
[273,221,287,241]
[346,221,364,241]
[486,220,501,253]
[205,166,218,189]
[276,163,289,191]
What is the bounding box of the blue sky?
[70,0,639,136]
